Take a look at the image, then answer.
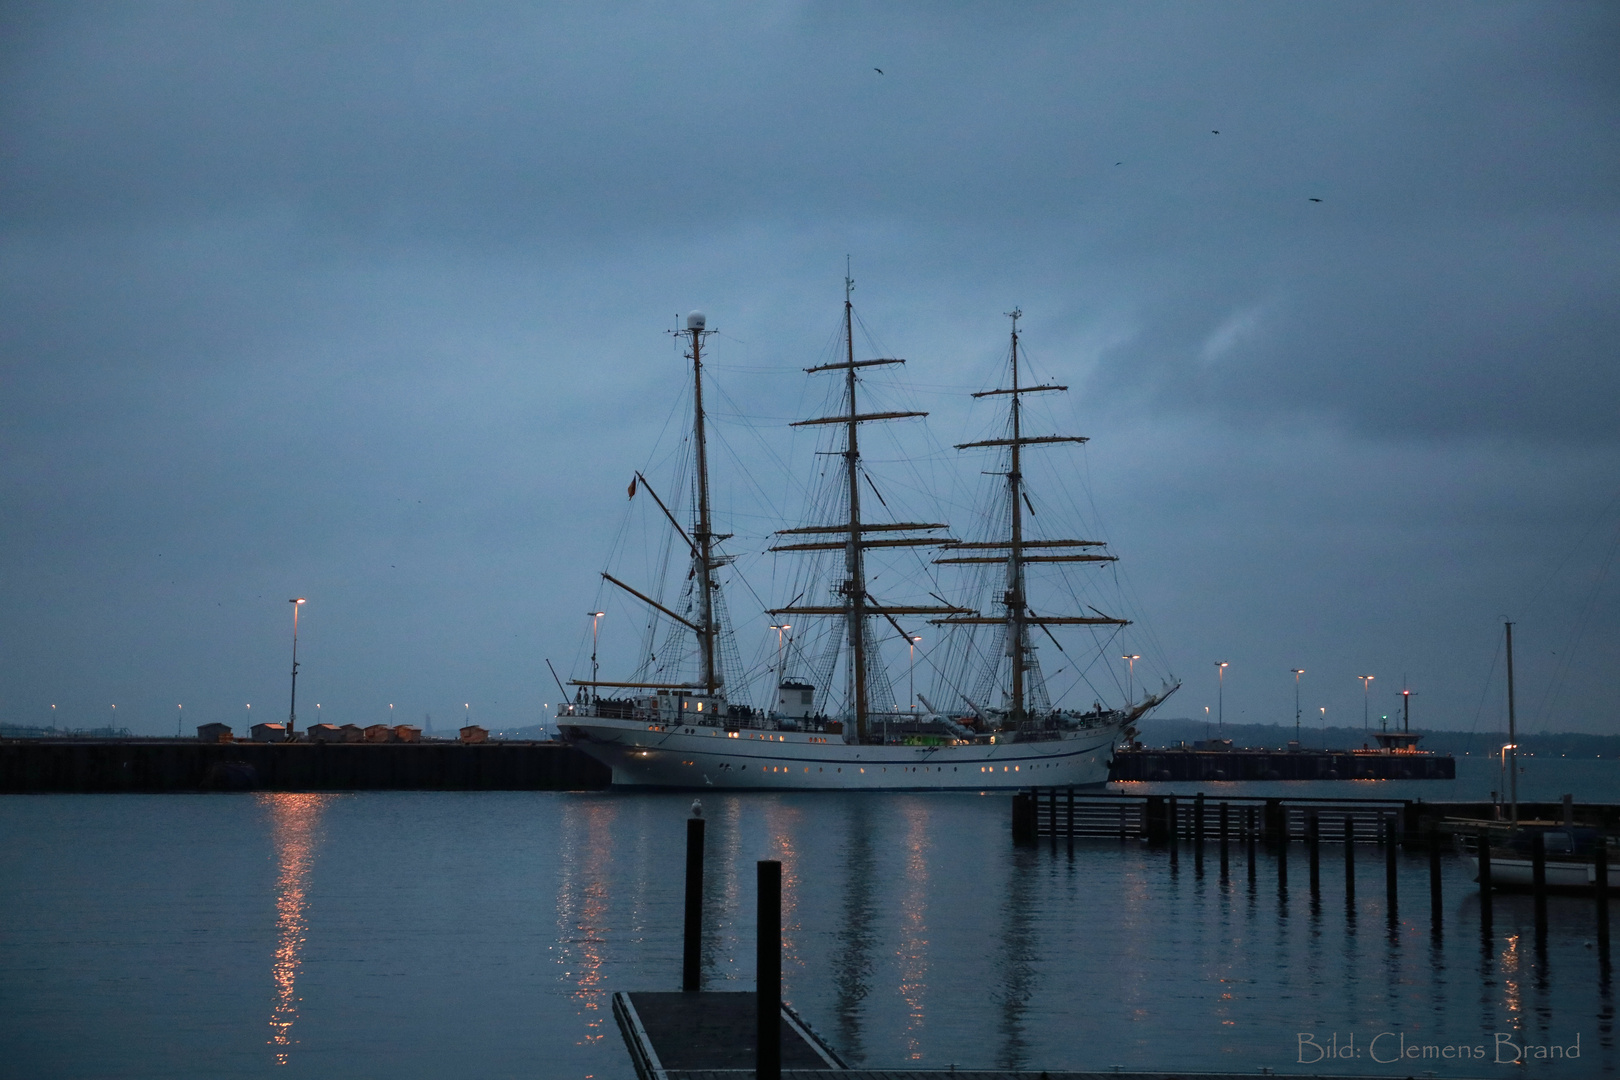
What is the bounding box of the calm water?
[2,760,1616,1078]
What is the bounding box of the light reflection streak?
[555,799,619,1045]
[764,801,804,982]
[1500,932,1521,1022]
[896,800,931,1060]
[262,792,334,1065]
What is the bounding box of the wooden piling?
[1344,817,1355,904]
[1384,817,1397,919]
[756,860,782,1080]
[1596,839,1610,962]
[1194,792,1205,876]
[1049,787,1058,850]
[1246,807,1257,883]
[1428,821,1442,933]
[1219,802,1230,879]
[1477,830,1492,906]
[1531,830,1548,931]
[1168,796,1179,870]
[1277,818,1288,892]
[1307,812,1320,899]
[1067,787,1076,845]
[683,818,705,992]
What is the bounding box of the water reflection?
[833,797,877,1063]
[555,799,619,1046]
[896,801,931,1060]
[260,792,334,1065]
[995,845,1039,1070]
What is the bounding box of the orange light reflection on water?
[897,801,931,1060]
[557,800,619,1045]
[260,792,333,1065]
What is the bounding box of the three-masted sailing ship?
[556,287,1176,789]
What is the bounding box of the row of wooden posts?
[1017,788,1612,954]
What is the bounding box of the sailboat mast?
[689,318,719,696]
[1505,619,1517,826]
[1006,308,1027,724]
[842,273,870,740]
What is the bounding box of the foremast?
[934,309,1127,726]
[769,271,964,742]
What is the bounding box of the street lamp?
[770,624,792,697]
[589,611,606,699]
[1290,669,1305,744]
[176,704,183,737]
[1121,654,1141,703]
[1320,706,1327,750]
[1357,675,1374,732]
[910,635,923,712]
[288,598,306,741]
[1216,662,1229,736]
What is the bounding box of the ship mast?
[687,313,720,696]
[935,309,1128,726]
[769,268,964,742]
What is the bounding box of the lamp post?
[1216,662,1229,736]
[1357,674,1374,732]
[1320,706,1327,750]
[1290,669,1305,744]
[1204,705,1210,741]
[589,611,606,700]
[910,635,923,712]
[1122,654,1141,704]
[770,624,791,698]
[176,704,183,737]
[288,598,306,741]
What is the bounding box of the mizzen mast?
[934,309,1126,725]
[686,311,721,697]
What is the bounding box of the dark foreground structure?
[0,738,610,793]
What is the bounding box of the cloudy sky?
[3,2,1616,738]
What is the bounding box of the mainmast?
[770,268,963,742]
[935,309,1128,726]
[687,312,720,696]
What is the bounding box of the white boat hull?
[558,715,1120,790]
[1467,856,1620,890]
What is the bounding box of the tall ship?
[556,280,1177,789]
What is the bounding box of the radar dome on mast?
[686,311,706,330]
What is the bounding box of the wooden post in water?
[1277,812,1289,893]
[756,860,782,1080]
[683,817,705,992]
[1596,838,1610,964]
[1384,817,1398,919]
[1477,830,1492,908]
[1049,787,1058,849]
[1344,816,1355,904]
[1428,821,1443,934]
[1308,812,1320,899]
[1169,796,1179,870]
[1067,787,1075,847]
[1246,806,1257,884]
[1219,802,1230,879]
[1531,830,1548,931]
[1194,792,1205,876]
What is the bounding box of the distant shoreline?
[1137,718,1619,758]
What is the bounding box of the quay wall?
[0,739,611,793]
[1110,747,1455,782]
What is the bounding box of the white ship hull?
[558,715,1120,790]
[1467,856,1620,891]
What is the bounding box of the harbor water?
[2,756,1614,1078]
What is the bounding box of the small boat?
[557,282,1176,789]
[1460,824,1620,892]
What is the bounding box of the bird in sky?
[1309,197,1322,202]
[874,67,883,74]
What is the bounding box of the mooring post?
[1194,792,1205,877]
[683,816,705,992]
[757,859,782,1080]
[1596,838,1611,964]
[1477,830,1492,910]
[1246,806,1257,883]
[1344,816,1356,904]
[1308,812,1321,899]
[1384,817,1398,920]
[1067,787,1076,847]
[1012,790,1036,845]
[1169,796,1179,870]
[1428,821,1443,934]
[1219,802,1230,880]
[1532,830,1548,931]
[1277,814,1289,893]
[1049,787,1058,850]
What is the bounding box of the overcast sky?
[3,2,1617,738]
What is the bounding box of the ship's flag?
[628,475,637,499]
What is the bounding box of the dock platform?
[613,991,844,1077]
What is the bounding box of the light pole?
[1357,674,1374,732]
[288,598,306,741]
[910,635,923,712]
[1290,669,1305,744]
[1216,662,1229,736]
[1204,705,1210,741]
[770,624,791,696]
[51,703,56,732]
[464,703,470,731]
[1320,706,1327,750]
[1122,654,1141,704]
[315,703,320,729]
[589,611,606,700]
[176,704,183,737]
